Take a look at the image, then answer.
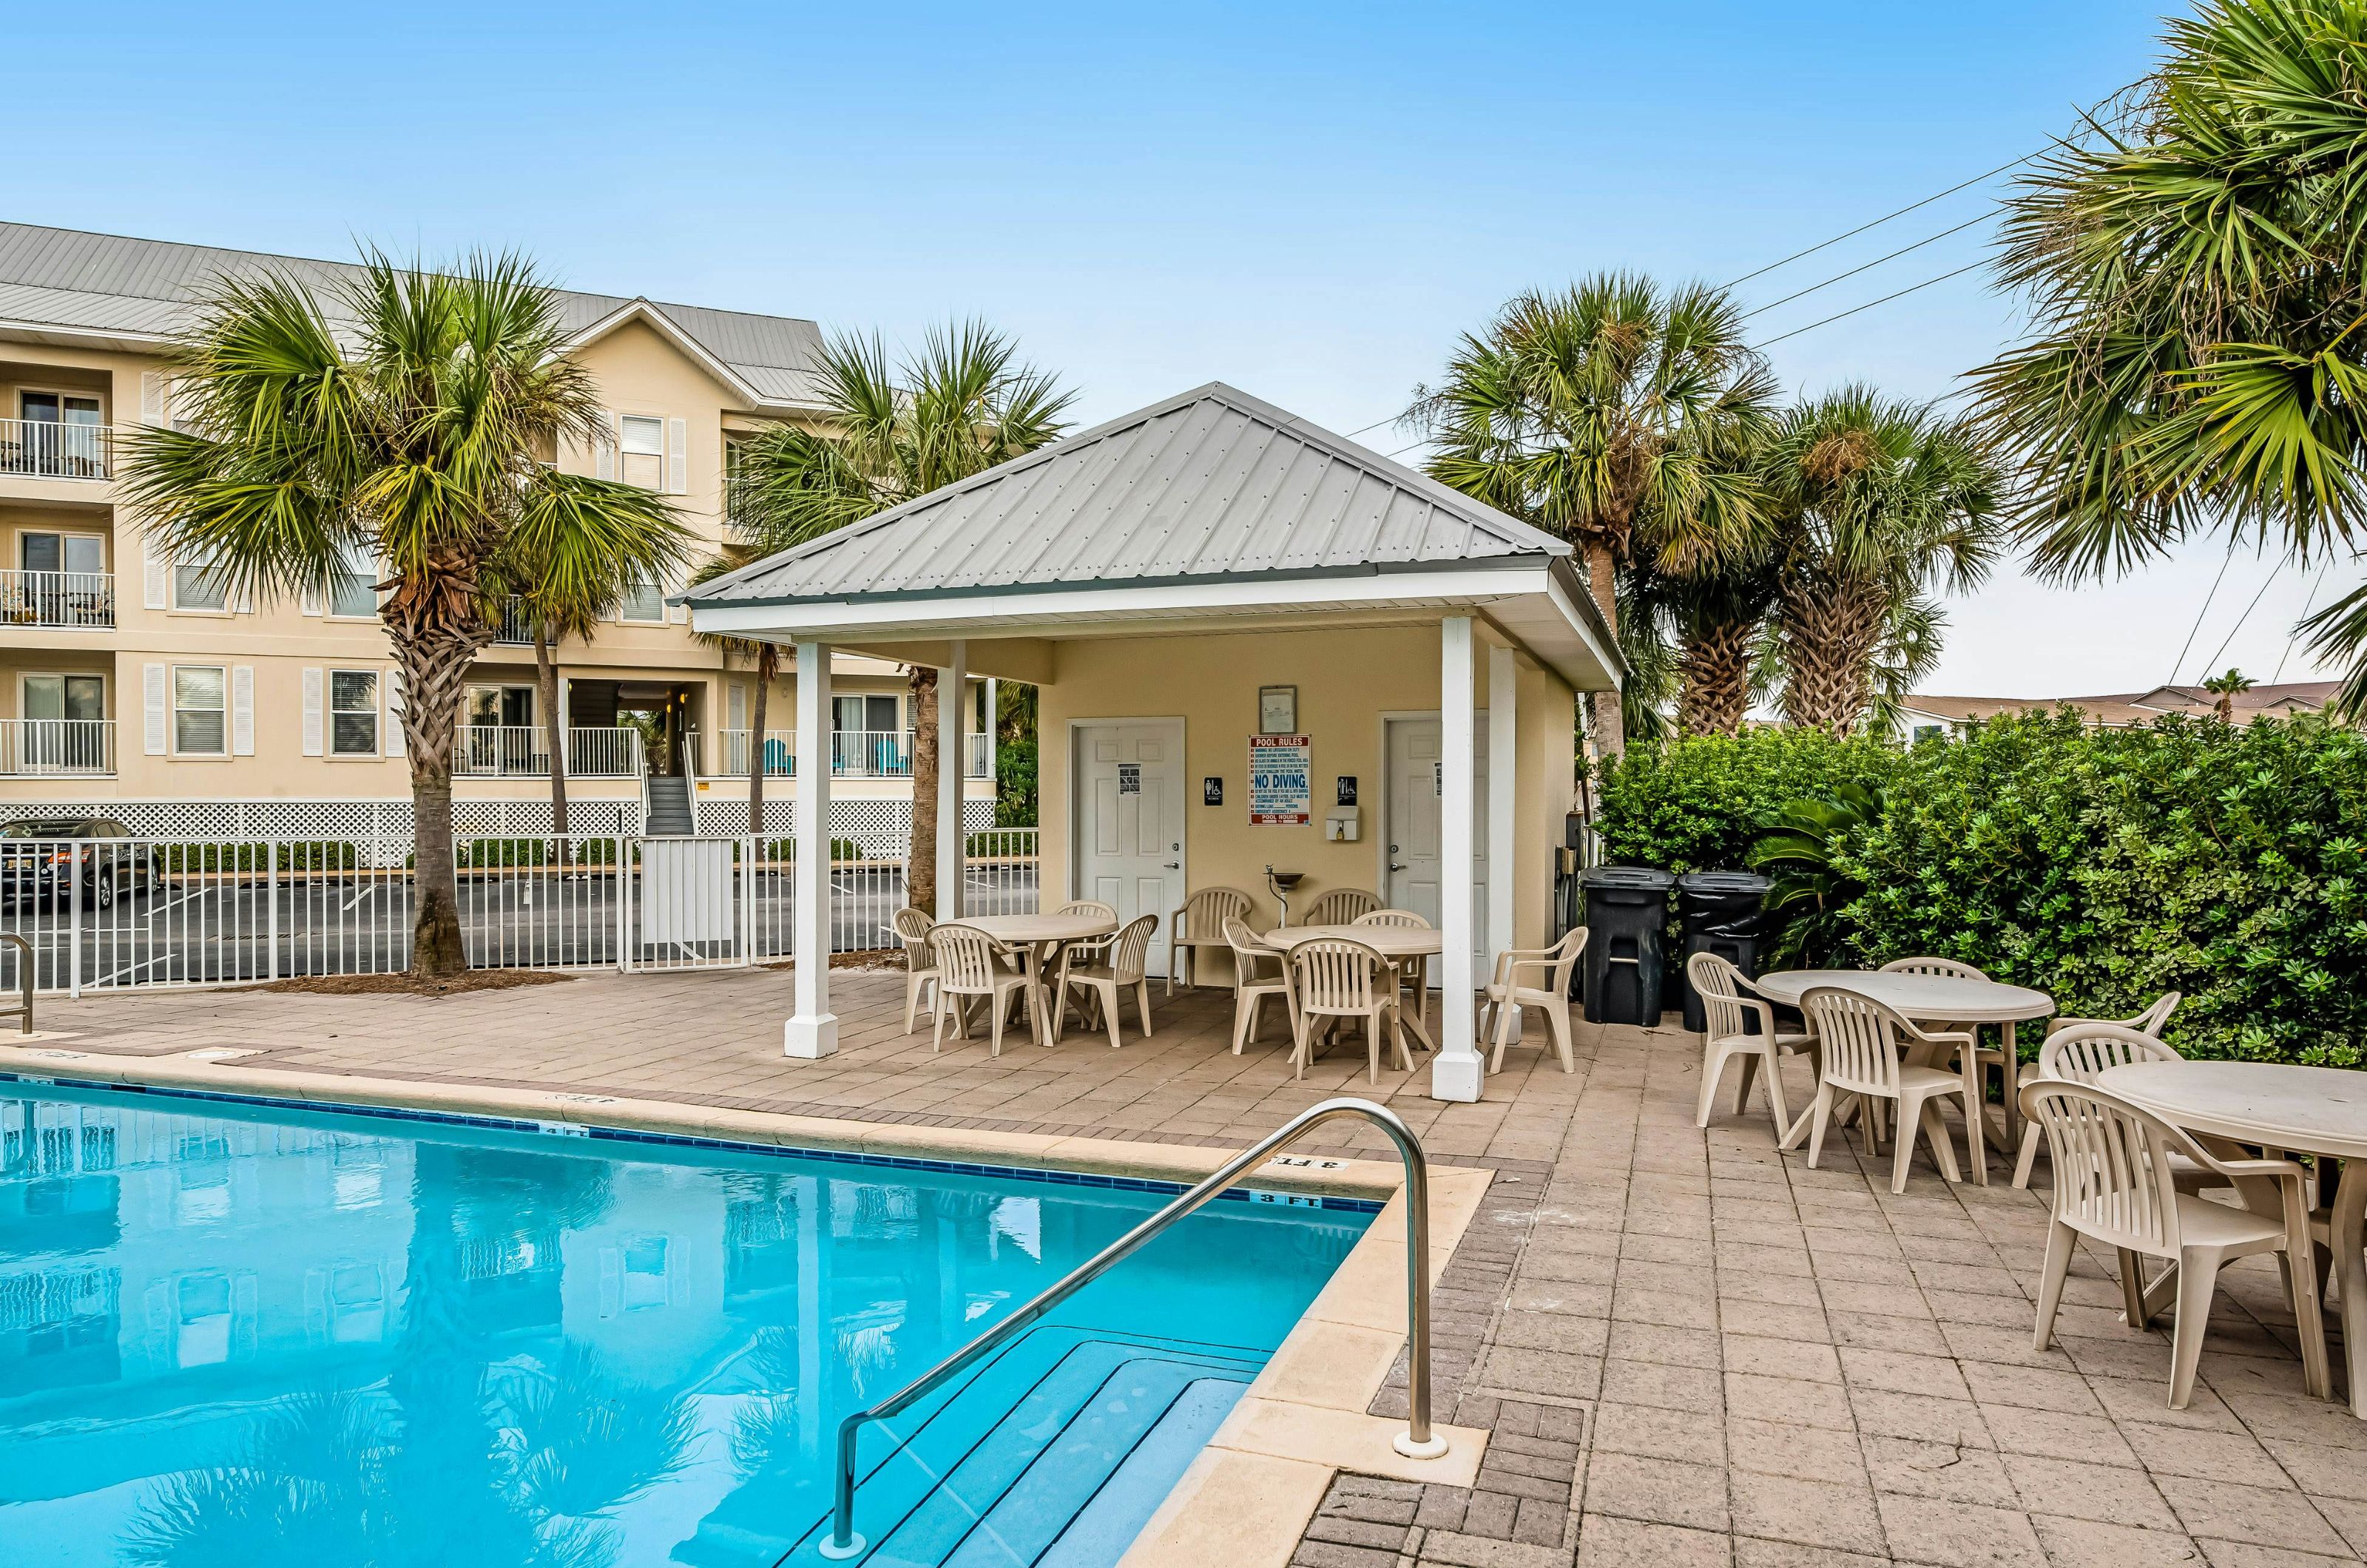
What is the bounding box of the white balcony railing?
[700,729,993,779]
[453,726,644,778]
[0,719,115,776]
[0,570,115,629]
[0,419,114,481]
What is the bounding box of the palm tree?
[1970,0,2367,718]
[495,486,689,838]
[689,547,786,836]
[2203,666,2257,723]
[1417,274,1778,756]
[728,323,1073,913]
[120,251,689,975]
[1760,388,2001,734]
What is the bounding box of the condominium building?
[0,222,996,845]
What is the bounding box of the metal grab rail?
[817,1097,1447,1560]
[0,933,31,1032]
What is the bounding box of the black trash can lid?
[1677,871,1769,895]
[1581,866,1676,891]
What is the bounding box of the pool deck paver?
[16,967,2365,1567]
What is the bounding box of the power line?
[1740,213,1993,321]
[1749,260,1990,350]
[2272,560,2336,681]
[1721,151,2038,290]
[2169,541,2239,685]
[2198,560,2283,678]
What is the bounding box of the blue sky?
[15,0,2340,695]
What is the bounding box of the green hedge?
[1598,714,2367,1069]
[162,842,357,873]
[1596,727,1906,874]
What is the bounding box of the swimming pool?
[0,1081,1371,1568]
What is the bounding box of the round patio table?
[1264,925,1445,1060]
[2101,1058,2367,1418]
[953,911,1118,1049]
[1753,969,2056,1183]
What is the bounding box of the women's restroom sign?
[1249,734,1311,824]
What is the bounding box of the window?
[11,392,104,479]
[618,569,665,624]
[173,555,230,612]
[173,666,226,755]
[834,695,899,733]
[328,544,377,618]
[330,671,379,757]
[21,674,105,770]
[620,414,665,489]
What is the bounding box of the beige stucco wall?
[1035,621,1577,951]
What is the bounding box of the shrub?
[163,841,358,873]
[453,837,618,868]
[1595,727,1905,873]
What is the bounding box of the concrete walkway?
[27,968,2366,1567]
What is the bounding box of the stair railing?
[817,1097,1447,1560]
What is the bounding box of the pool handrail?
[816,1095,1446,1559]
[0,933,29,1033]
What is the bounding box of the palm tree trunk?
[1678,618,1755,737]
[398,633,479,977]
[1780,581,1888,736]
[908,667,940,916]
[1584,540,1626,758]
[532,623,569,837]
[748,649,773,837]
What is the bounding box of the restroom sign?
[1118,763,1141,795]
[1249,734,1311,825]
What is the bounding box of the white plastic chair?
[1300,888,1381,927]
[928,924,1030,1058]
[2010,1021,2186,1189]
[1689,951,1814,1138]
[2046,991,2182,1039]
[2020,1078,2328,1407]
[1169,888,1257,995]
[1222,916,1292,1055]
[1287,936,1406,1084]
[1354,908,1431,1032]
[891,907,939,1035]
[1057,914,1159,1048]
[1799,986,1968,1194]
[1483,927,1588,1074]
[1879,955,2016,1147]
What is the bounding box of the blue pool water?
[0,1083,1370,1568]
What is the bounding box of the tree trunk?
[1584,539,1626,759]
[397,627,484,978]
[1779,580,1888,736]
[1678,617,1755,737]
[747,648,773,838]
[532,624,569,837]
[908,666,940,917]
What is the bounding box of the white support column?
[936,641,966,920]
[1434,615,1483,1102]
[786,640,838,1058]
[1488,642,1519,1044]
[985,677,999,780]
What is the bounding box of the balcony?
[697,729,992,779]
[0,720,115,776]
[0,571,114,629]
[0,419,113,481]
[453,726,644,778]
[489,597,536,646]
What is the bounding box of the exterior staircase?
[644,774,695,836]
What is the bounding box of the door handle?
[1388,862,1408,873]
[1164,862,1180,870]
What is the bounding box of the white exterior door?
[1385,715,1488,967]
[1073,720,1184,975]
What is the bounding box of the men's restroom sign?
[1249,734,1311,825]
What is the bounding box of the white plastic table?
[2103,1058,2367,1418]
[1265,925,1445,1056]
[1753,970,2056,1183]
[956,912,1118,1048]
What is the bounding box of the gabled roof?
[692,382,1576,608]
[0,220,828,410]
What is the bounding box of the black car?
[0,818,162,910]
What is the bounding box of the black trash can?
[1580,866,1675,1024]
[1675,871,1772,1032]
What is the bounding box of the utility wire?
[2272,560,2336,681]
[1740,213,1993,320]
[2169,541,2239,685]
[1750,260,1990,350]
[1721,152,2038,289]
[2198,560,2283,678]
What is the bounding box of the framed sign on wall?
[1257,685,1297,735]
[1248,734,1311,825]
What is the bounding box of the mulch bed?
[252,970,575,998]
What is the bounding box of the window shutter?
[385,669,404,756]
[667,567,688,624]
[143,665,168,755]
[233,575,252,615]
[594,412,617,481]
[231,666,255,756]
[728,683,747,731]
[300,575,323,616]
[301,667,324,757]
[143,544,170,609]
[666,417,688,495]
[139,372,167,426]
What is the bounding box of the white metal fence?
[0,828,1041,994]
[0,569,115,629]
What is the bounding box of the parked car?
[0,818,162,910]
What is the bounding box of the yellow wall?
[1036,621,1577,950]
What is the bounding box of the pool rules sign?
[1249,734,1311,825]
